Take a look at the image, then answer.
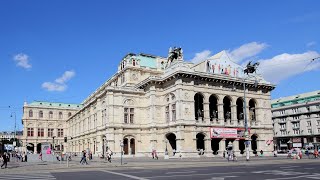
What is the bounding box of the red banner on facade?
[209,127,248,139]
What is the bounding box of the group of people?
[223,150,237,161]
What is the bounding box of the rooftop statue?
[244,61,260,75]
[166,47,183,68]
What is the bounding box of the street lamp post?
[120,140,124,165]
[10,112,17,147]
[243,62,259,161]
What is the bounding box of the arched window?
[194,93,204,121]
[59,112,63,119]
[68,112,72,117]
[132,59,136,66]
[249,99,257,121]
[236,98,244,121]
[49,111,53,119]
[29,110,33,117]
[39,111,43,118]
[223,96,232,122]
[209,95,218,121]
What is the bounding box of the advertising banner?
[210,127,248,139]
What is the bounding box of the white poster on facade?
[293,143,302,148]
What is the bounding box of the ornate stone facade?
[65,50,275,157]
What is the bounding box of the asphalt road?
[1,161,319,180]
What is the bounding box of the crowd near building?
[0,131,23,153]
[22,48,276,157]
[272,90,320,151]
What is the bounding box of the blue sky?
[1,0,320,131]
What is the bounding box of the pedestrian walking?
[39,152,43,161]
[80,150,88,165]
[24,152,28,162]
[260,150,263,157]
[1,154,8,169]
[306,149,310,159]
[151,149,158,160]
[223,151,226,158]
[106,148,113,163]
[314,149,319,159]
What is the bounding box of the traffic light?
[64,137,67,143]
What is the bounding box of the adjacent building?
[272,90,320,151]
[21,102,81,153]
[22,48,276,157]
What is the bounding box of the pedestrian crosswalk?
[0,173,56,180]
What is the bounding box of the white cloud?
[228,42,268,62]
[42,82,67,92]
[259,51,320,84]
[307,41,317,47]
[42,70,76,92]
[190,50,212,64]
[55,70,75,84]
[13,53,32,69]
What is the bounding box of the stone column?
[205,138,212,156]
[233,139,239,155]
[34,144,37,154]
[219,139,226,154]
[203,102,209,122]
[231,101,237,125]
[217,104,224,123]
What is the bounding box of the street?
[0,157,320,180]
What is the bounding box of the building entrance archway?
[123,138,129,155]
[239,139,245,154]
[27,143,34,153]
[211,138,221,155]
[165,133,176,156]
[130,138,135,155]
[251,134,258,154]
[196,133,205,151]
[36,143,42,154]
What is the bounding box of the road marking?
[279,166,300,169]
[252,170,307,176]
[165,171,196,174]
[210,176,238,180]
[265,174,320,180]
[143,171,245,179]
[101,170,149,180]
[128,170,154,174]
[0,173,55,180]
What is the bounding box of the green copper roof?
[137,54,157,69]
[28,101,82,109]
[271,90,320,108]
